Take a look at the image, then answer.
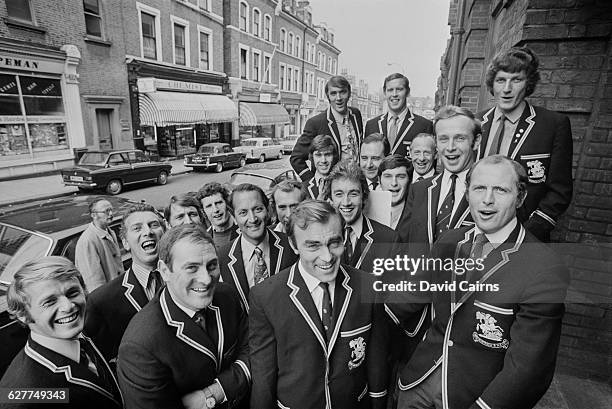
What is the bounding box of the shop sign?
[120,119,131,131]
[0,54,64,74]
[259,93,271,103]
[137,77,222,94]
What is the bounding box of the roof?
[201,142,230,147]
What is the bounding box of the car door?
[222,145,236,166]
[105,152,133,184]
[127,150,155,183]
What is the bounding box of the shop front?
[238,102,290,143]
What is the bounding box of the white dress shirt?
[131,262,157,300]
[347,216,364,252]
[298,261,336,319]
[412,168,435,183]
[387,107,409,137]
[241,233,271,287]
[486,102,524,156]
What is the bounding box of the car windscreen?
[78,152,109,166]
[198,146,218,154]
[241,140,259,146]
[0,224,53,284]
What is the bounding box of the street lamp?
[386,62,407,74]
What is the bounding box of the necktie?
[488,114,506,156]
[388,116,398,148]
[417,176,424,182]
[467,233,490,284]
[370,179,379,191]
[253,246,269,285]
[148,270,163,297]
[79,339,99,376]
[79,338,118,395]
[320,282,333,342]
[435,174,458,239]
[342,117,357,160]
[194,310,206,330]
[343,226,353,264]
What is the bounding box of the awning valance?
[139,91,238,126]
[239,102,290,126]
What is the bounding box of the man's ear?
[122,236,130,252]
[158,259,171,282]
[517,190,527,209]
[288,237,299,255]
[473,133,482,151]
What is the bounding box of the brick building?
[437,0,612,381]
[0,0,131,179]
[341,68,384,123]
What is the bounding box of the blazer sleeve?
[290,120,316,182]
[248,287,278,408]
[364,118,378,137]
[474,264,569,409]
[84,295,113,361]
[75,232,106,292]
[525,114,573,233]
[367,289,390,408]
[216,302,251,407]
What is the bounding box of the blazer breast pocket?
[340,323,371,371]
[471,300,515,352]
[519,153,551,184]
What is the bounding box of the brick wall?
[438,0,612,381]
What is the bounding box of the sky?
[307,0,451,98]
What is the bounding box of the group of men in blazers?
[0,46,572,409]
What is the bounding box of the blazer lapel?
[391,109,415,154]
[450,228,476,311]
[326,108,342,152]
[353,217,374,269]
[348,108,362,145]
[508,103,536,159]
[286,264,327,353]
[227,237,250,313]
[268,229,284,276]
[450,196,471,229]
[377,113,387,135]
[477,107,495,159]
[328,267,353,357]
[122,269,149,312]
[159,290,219,368]
[25,339,120,405]
[206,303,225,372]
[427,174,443,247]
[307,177,318,200]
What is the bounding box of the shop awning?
[139,91,238,126]
[239,102,290,126]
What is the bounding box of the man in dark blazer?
[84,203,166,363]
[388,155,569,409]
[291,75,363,182]
[1,257,122,409]
[477,47,573,242]
[219,183,297,312]
[117,224,250,409]
[398,106,480,251]
[249,200,389,409]
[364,73,433,159]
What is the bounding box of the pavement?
[0,158,192,207]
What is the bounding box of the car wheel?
[239,157,246,167]
[259,154,265,163]
[215,163,223,173]
[277,151,283,159]
[157,170,169,185]
[106,179,123,195]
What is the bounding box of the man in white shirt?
[249,200,389,409]
[359,133,389,191]
[75,198,124,291]
[271,179,307,233]
[410,133,437,183]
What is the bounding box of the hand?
[181,389,205,409]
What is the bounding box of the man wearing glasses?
[75,197,123,291]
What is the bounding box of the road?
[117,157,291,208]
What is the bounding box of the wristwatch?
[203,388,216,409]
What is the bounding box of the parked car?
[281,134,300,154]
[184,143,246,173]
[233,138,284,162]
[0,195,138,377]
[60,149,172,195]
[227,168,297,197]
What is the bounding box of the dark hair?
[229,183,270,210]
[485,47,540,97]
[378,154,413,179]
[325,75,351,97]
[287,200,344,247]
[433,105,482,140]
[383,72,410,94]
[164,193,204,223]
[158,224,215,269]
[120,203,165,239]
[198,182,230,204]
[322,159,369,204]
[361,132,390,156]
[309,134,339,169]
[466,155,528,202]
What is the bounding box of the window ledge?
[4,18,46,34]
[84,35,112,47]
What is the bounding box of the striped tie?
[435,174,458,239]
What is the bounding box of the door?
[96,109,114,150]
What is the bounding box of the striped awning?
[139,91,238,126]
[239,102,290,126]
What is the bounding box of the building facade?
[341,68,384,123]
[437,0,612,381]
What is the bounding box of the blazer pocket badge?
[526,160,546,183]
[348,336,366,370]
[472,311,509,349]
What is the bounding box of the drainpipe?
[447,0,467,105]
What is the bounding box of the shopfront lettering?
[0,80,17,93]
[0,57,39,70]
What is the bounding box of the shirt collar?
[131,261,156,290]
[474,217,518,247]
[494,101,525,124]
[348,215,364,240]
[91,222,111,239]
[31,331,81,363]
[330,107,349,124]
[314,171,326,186]
[167,288,198,318]
[241,231,270,260]
[388,106,409,121]
[412,168,435,182]
[298,260,336,294]
[442,167,469,187]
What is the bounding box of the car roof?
[201,142,229,147]
[83,149,142,154]
[0,195,137,235]
[242,137,272,141]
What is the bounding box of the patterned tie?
[488,114,506,156]
[320,282,333,342]
[435,174,458,239]
[343,226,353,264]
[342,117,357,160]
[148,270,163,296]
[253,246,269,285]
[388,116,398,148]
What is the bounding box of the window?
[252,50,261,82]
[252,8,260,36]
[327,56,332,73]
[317,52,322,69]
[198,0,210,11]
[288,67,293,91]
[311,44,316,63]
[263,15,271,41]
[296,36,301,58]
[239,1,248,31]
[288,32,294,55]
[239,46,249,79]
[5,0,34,23]
[280,28,286,52]
[333,59,337,75]
[141,12,158,59]
[294,68,300,92]
[322,54,326,71]
[306,41,311,62]
[198,29,211,70]
[173,24,186,65]
[279,63,286,90]
[264,54,272,83]
[83,0,102,37]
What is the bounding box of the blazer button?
[447,340,454,347]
